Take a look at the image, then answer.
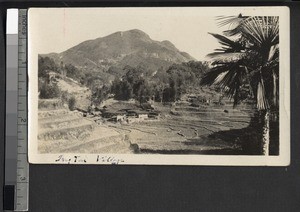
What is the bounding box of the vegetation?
[68,96,77,111]
[91,85,110,105]
[201,15,279,155]
[111,66,149,103]
[65,64,84,82]
[38,56,59,78]
[36,23,281,155]
[39,82,61,99]
[38,52,210,107]
[111,62,210,104]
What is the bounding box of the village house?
[101,110,126,119]
[99,104,160,124]
[108,114,126,122]
[126,110,148,120]
[124,111,148,123]
[136,112,148,120]
[148,111,161,119]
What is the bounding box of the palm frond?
[205,15,279,110]
[239,16,279,47]
[208,33,244,52]
[200,63,232,86]
[268,44,279,61]
[223,26,242,37]
[257,78,270,110]
[206,52,246,62]
[202,62,247,107]
[272,69,278,107]
[213,71,228,84]
[215,65,246,107]
[216,14,249,37]
[215,14,247,28]
[243,66,255,98]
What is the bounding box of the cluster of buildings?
[102,109,160,123]
[79,102,161,124]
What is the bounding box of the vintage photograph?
[28,7,290,165]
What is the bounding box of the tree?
[121,80,133,100]
[111,66,153,102]
[68,96,76,111]
[65,64,82,81]
[39,82,61,99]
[92,85,110,105]
[201,15,279,155]
[38,56,59,78]
[153,69,169,103]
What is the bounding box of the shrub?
[61,91,70,104]
[68,96,76,111]
[39,82,61,99]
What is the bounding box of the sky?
[28,7,279,61]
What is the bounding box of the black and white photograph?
[28,7,290,165]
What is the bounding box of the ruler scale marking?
[4,9,19,211]
[15,9,29,212]
[4,9,29,211]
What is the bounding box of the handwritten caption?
[55,155,125,165]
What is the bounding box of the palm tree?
[201,15,279,155]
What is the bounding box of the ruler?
[4,9,29,211]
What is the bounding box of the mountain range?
[42,29,195,74]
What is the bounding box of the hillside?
[42,29,195,74]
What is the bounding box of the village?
[46,69,163,124]
[81,101,161,125]
[37,37,256,155]
[44,69,243,126]
[38,69,254,155]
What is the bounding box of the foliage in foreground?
[201,15,279,111]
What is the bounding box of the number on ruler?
[19,176,26,181]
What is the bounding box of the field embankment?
[38,99,134,154]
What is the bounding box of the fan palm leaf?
[206,52,246,62]
[217,14,249,37]
[214,64,246,106]
[206,33,247,63]
[268,44,279,61]
[208,33,245,52]
[200,63,233,86]
[239,16,279,47]
[205,14,280,155]
[201,62,247,107]
[215,14,247,28]
[205,15,279,110]
[257,78,270,110]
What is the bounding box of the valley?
[38,81,254,155]
[37,28,260,155]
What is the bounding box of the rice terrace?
[36,13,280,156]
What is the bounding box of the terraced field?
[109,101,255,154]
[38,107,133,154]
[38,99,255,155]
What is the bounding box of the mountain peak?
[44,29,196,74]
[126,29,148,34]
[105,29,151,42]
[122,29,151,39]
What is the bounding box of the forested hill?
[38,29,213,107]
[41,29,195,74]
[38,54,211,108]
